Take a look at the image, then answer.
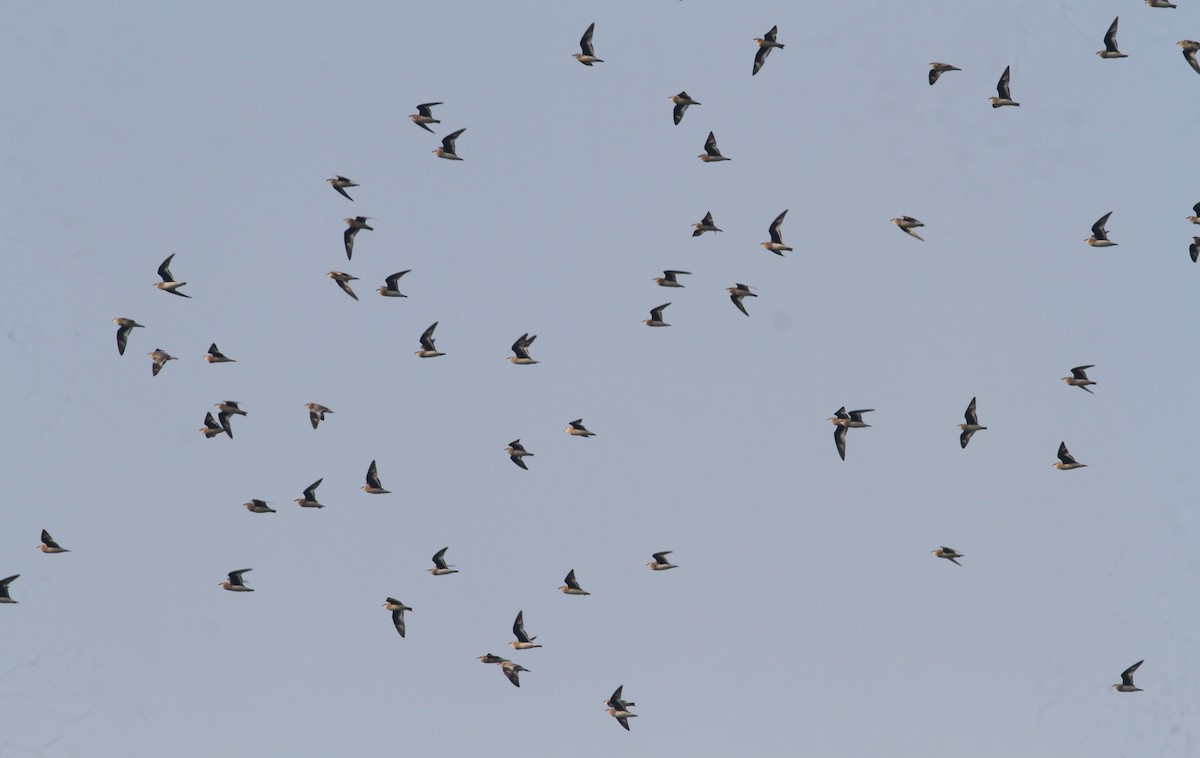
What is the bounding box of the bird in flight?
[752,25,783,75]
[698,132,730,162]
[327,175,358,201]
[669,91,700,125]
[573,22,603,65]
[410,102,442,132]
[958,397,987,449]
[154,254,191,298]
[434,128,465,160]
[989,66,1019,107]
[928,62,960,85]
[1097,18,1127,59]
[1112,660,1144,692]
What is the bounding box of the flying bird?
[648,551,678,570]
[653,270,691,288]
[415,322,444,357]
[928,62,960,85]
[932,547,965,566]
[510,610,542,649]
[305,403,333,430]
[958,397,987,449]
[382,598,412,637]
[1187,202,1200,224]
[989,65,1019,107]
[148,348,175,376]
[727,283,757,317]
[216,400,246,439]
[508,333,539,365]
[154,254,191,298]
[363,459,391,493]
[343,216,373,260]
[669,91,700,125]
[113,317,144,356]
[204,343,235,363]
[38,529,68,553]
[1179,40,1200,75]
[752,25,783,75]
[506,439,533,470]
[219,569,253,592]
[1097,18,1127,59]
[1053,442,1087,470]
[295,478,324,508]
[0,575,19,603]
[327,271,359,300]
[573,22,603,65]
[478,653,508,665]
[559,569,590,596]
[500,660,530,688]
[698,132,730,162]
[1062,365,1096,394]
[377,270,410,297]
[410,102,442,132]
[199,412,225,438]
[244,499,276,514]
[1146,0,1177,7]
[605,685,635,711]
[607,705,637,731]
[643,303,671,327]
[1112,660,1144,692]
[829,407,873,461]
[692,211,722,236]
[760,210,792,255]
[892,216,924,241]
[327,175,358,201]
[565,419,595,437]
[1190,237,1199,263]
[1085,212,1117,247]
[429,547,458,576]
[433,128,465,160]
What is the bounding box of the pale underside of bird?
[669,91,699,125]
[761,210,792,255]
[1054,441,1087,470]
[1179,41,1200,76]
[958,396,987,449]
[509,333,538,364]
[643,302,671,327]
[343,217,373,260]
[727,283,757,317]
[200,412,225,438]
[434,128,465,160]
[990,65,1019,107]
[113,317,144,356]
[416,321,444,357]
[648,550,677,570]
[204,342,234,363]
[410,102,442,132]
[244,499,275,514]
[327,271,359,300]
[327,175,358,201]
[565,418,595,437]
[0,574,19,603]
[154,253,191,298]
[378,270,410,297]
[1147,0,1176,7]
[1113,660,1144,692]
[1085,212,1116,247]
[295,478,324,508]
[829,407,873,460]
[148,348,175,376]
[1062,364,1096,393]
[699,131,729,162]
[220,568,253,592]
[892,216,924,241]
[363,459,390,493]
[559,569,590,595]
[39,529,68,553]
[574,22,602,65]
[511,610,542,649]
[305,403,333,430]
[654,270,691,287]
[607,706,637,731]
[429,547,458,575]
[692,211,722,236]
[932,547,964,566]
[753,25,783,76]
[383,598,412,637]
[1097,18,1127,59]
[506,439,533,470]
[928,62,960,85]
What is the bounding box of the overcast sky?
[3,1,1199,756]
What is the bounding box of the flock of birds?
[14,9,1198,736]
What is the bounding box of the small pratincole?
[573,22,603,65]
[698,131,730,162]
[692,211,722,236]
[1187,202,1200,225]
[154,254,191,298]
[1061,365,1096,394]
[958,396,987,449]
[429,547,459,576]
[382,598,412,638]
[363,459,391,494]
[295,478,324,508]
[1178,40,1200,76]
[244,499,276,514]
[510,610,542,650]
[653,270,691,288]
[932,546,965,566]
[727,283,757,317]
[410,102,442,133]
[928,62,961,85]
[1112,660,1144,692]
[829,407,874,461]
[148,348,175,376]
[1053,442,1087,470]
[113,317,144,356]
[199,412,225,438]
[305,403,333,430]
[508,333,539,365]
[215,401,246,440]
[433,128,465,160]
[643,303,671,327]
[377,270,410,297]
[648,551,677,570]
[415,322,445,358]
[219,569,253,592]
[989,65,1019,107]
[500,660,530,688]
[752,25,783,76]
[892,216,925,241]
[760,210,792,255]
[565,418,595,437]
[327,271,359,300]
[506,439,533,470]
[0,574,19,603]
[1147,0,1177,7]
[669,91,700,125]
[342,217,373,260]
[1085,212,1117,247]
[1097,18,1127,59]
[204,343,235,363]
[559,569,590,596]
[327,175,358,201]
[38,529,69,554]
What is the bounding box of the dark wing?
[997,66,1011,99]
[834,425,847,460]
[1057,442,1075,465]
[673,101,688,125]
[1071,365,1094,379]
[652,551,672,563]
[1121,660,1143,685]
[964,397,978,425]
[704,132,719,156]
[157,254,175,282]
[580,22,596,56]
[503,665,522,687]
[1104,17,1120,53]
[1190,238,1199,263]
[332,184,353,201]
[218,410,234,438]
[1091,212,1112,239]
[116,325,130,355]
[513,611,528,642]
[433,547,450,569]
[366,460,381,488]
[385,270,410,288]
[565,569,579,588]
[769,209,788,243]
[392,609,406,637]
[416,102,442,116]
[303,479,322,500]
[731,294,749,317]
[420,322,438,350]
[41,529,60,549]
[960,429,974,449]
[442,128,465,153]
[511,455,529,470]
[929,68,941,85]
